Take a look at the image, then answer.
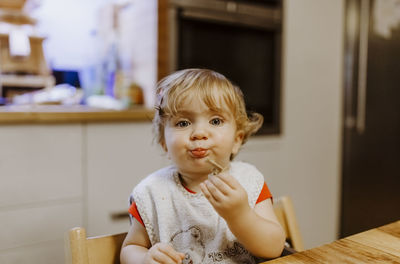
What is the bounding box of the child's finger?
[152,250,179,264]
[201,182,219,204]
[208,174,231,195]
[215,172,239,189]
[204,179,226,202]
[200,182,212,200]
[156,243,184,263]
[178,252,186,260]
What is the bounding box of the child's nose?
[190,124,208,140]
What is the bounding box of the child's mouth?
[190,148,208,158]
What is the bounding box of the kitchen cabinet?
[0,124,84,264]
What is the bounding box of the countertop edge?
[0,106,155,124]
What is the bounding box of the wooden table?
[264,220,400,263]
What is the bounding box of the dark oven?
[168,0,282,134]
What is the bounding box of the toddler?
[120,69,285,264]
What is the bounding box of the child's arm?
[120,219,185,264]
[200,172,286,259]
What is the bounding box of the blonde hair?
[153,69,263,156]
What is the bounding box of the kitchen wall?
[32,0,110,69]
[237,0,344,248]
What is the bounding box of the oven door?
[168,0,282,134]
[169,0,282,71]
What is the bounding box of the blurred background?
[0,0,399,263]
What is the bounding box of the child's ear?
[232,130,244,155]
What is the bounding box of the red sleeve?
[128,201,144,226]
[256,182,273,204]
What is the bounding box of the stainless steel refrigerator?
[341,0,400,237]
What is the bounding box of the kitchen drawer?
[0,239,65,264]
[0,201,82,250]
[0,124,83,207]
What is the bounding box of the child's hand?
[144,242,185,264]
[200,172,250,220]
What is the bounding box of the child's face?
[163,95,243,178]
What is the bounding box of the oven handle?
[180,7,280,30]
[356,0,369,134]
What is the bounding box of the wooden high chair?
[273,196,304,252]
[67,227,127,264]
[66,196,303,263]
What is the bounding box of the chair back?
[273,196,304,251]
[68,227,127,264]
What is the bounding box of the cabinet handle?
[110,212,130,221]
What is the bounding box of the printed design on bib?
[170,226,256,264]
[207,242,256,263]
[170,226,205,264]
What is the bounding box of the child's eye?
[210,118,223,126]
[176,120,191,127]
